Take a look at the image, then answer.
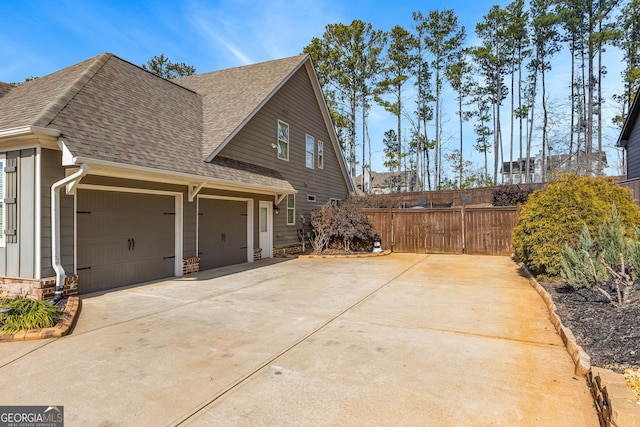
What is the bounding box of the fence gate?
[365,206,518,256]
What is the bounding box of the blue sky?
[0,0,627,177]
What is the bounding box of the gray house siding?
[217,66,350,246]
[627,120,640,179]
[41,148,74,278]
[0,148,38,279]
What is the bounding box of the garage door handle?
[131,238,135,250]
[128,238,132,250]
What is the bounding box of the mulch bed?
[537,280,640,373]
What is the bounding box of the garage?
[76,189,177,294]
[198,197,249,270]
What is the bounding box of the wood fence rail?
[364,206,519,256]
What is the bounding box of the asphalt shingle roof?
[0,53,301,193]
[175,55,307,160]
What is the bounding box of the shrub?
[560,224,607,290]
[0,298,61,333]
[310,201,376,252]
[513,173,640,278]
[492,185,533,206]
[561,205,638,305]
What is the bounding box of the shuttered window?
[2,153,17,244]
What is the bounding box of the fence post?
[390,207,394,252]
[461,204,466,254]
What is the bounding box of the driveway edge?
[519,263,640,426]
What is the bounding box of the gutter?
[50,164,89,304]
[70,155,297,196]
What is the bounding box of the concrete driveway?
[0,254,598,426]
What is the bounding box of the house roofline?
[206,55,309,162]
[69,155,297,196]
[618,87,640,147]
[0,126,61,149]
[0,125,60,139]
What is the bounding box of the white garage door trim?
[196,195,254,263]
[75,184,184,278]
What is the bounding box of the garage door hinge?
[77,267,91,271]
[163,212,176,215]
[241,213,248,216]
[163,256,176,260]
[77,211,92,214]
[241,246,248,249]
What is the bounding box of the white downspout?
[50,164,89,303]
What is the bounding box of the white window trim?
[0,154,5,247]
[287,194,295,225]
[305,134,314,169]
[277,120,289,161]
[318,141,324,169]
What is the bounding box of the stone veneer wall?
[0,275,78,300]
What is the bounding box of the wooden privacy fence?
[364,206,519,256]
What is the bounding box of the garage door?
[77,190,176,294]
[198,198,248,270]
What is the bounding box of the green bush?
[0,298,61,333]
[513,174,640,278]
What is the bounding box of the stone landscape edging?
[298,250,392,259]
[0,296,80,342]
[519,263,640,426]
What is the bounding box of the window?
[277,120,289,161]
[307,195,316,202]
[317,141,324,169]
[305,134,314,169]
[329,198,340,206]
[287,194,295,225]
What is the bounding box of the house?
[617,88,640,180]
[355,169,421,194]
[0,53,353,297]
[501,151,607,184]
[500,159,535,184]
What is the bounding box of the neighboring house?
[501,151,607,183]
[355,169,420,194]
[617,89,640,179]
[500,159,535,184]
[0,53,353,296]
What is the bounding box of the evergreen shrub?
[492,185,533,206]
[513,173,640,277]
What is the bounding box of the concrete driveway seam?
[170,255,429,426]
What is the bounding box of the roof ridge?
[179,54,308,81]
[33,53,112,127]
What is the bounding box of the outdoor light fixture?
[273,204,280,214]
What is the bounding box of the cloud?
[186,0,339,69]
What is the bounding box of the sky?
[0,0,628,178]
